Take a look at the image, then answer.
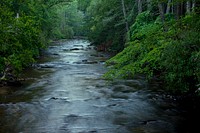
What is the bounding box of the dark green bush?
[104,12,200,94]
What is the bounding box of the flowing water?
[0,39,195,133]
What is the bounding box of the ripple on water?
[0,39,186,133]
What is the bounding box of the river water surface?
[0,39,194,133]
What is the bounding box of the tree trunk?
[181,2,184,16]
[192,0,196,12]
[121,0,129,33]
[186,1,191,14]
[176,3,181,19]
[166,0,171,14]
[138,0,142,14]
[16,13,19,18]
[172,0,174,14]
[158,2,165,24]
[147,0,151,10]
[192,0,196,10]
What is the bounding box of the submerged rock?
[0,73,22,87]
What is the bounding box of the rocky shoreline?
[0,73,22,87]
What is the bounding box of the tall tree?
[138,0,143,14]
[121,0,129,33]
[166,0,172,14]
[158,2,165,25]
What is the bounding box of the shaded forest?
[0,0,200,95]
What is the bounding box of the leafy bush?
[0,3,43,76]
[160,14,200,93]
[104,12,200,94]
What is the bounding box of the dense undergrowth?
[104,11,200,94]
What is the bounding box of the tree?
[121,0,129,33]
[137,0,143,14]
[0,0,76,78]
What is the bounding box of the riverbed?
[0,39,197,133]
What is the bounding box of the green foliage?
[160,14,200,93]
[12,50,35,73]
[0,0,53,75]
[77,0,91,12]
[84,0,136,52]
[0,0,82,76]
[50,0,85,39]
[0,14,42,74]
[105,12,200,94]
[104,43,142,79]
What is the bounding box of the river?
[0,39,197,133]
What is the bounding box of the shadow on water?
[0,39,199,133]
